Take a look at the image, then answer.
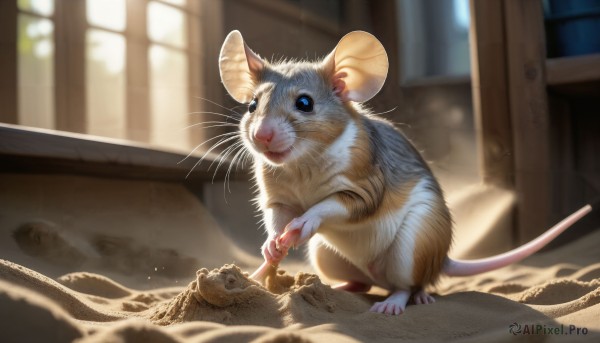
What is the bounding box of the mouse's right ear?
[322,31,388,103]
[219,30,264,103]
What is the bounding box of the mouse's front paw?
[261,235,285,264]
[283,215,321,246]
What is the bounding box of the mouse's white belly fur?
[311,177,437,289]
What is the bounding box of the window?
[86,0,127,139]
[17,0,55,129]
[9,0,202,153]
[396,0,471,83]
[148,0,189,150]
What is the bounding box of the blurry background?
[0,0,599,286]
[4,0,475,157]
[9,0,200,151]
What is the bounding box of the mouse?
[217,30,594,315]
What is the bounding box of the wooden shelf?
[0,123,242,181]
[546,53,600,86]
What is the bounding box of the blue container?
[545,0,600,57]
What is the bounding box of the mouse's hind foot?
[370,289,410,315]
[413,289,435,305]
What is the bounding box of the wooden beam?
[369,0,402,112]
[198,1,229,148]
[504,0,552,243]
[0,123,235,182]
[0,1,18,124]
[469,0,514,188]
[233,0,340,37]
[187,0,203,149]
[126,0,150,142]
[54,0,87,133]
[546,53,600,86]
[344,0,371,33]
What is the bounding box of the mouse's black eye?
[248,98,258,113]
[295,95,313,113]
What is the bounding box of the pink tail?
[443,204,593,277]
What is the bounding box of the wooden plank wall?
[469,0,514,188]
[54,0,87,133]
[504,0,552,243]
[470,0,557,243]
[0,1,18,124]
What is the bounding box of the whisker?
[241,149,253,169]
[187,111,240,122]
[201,141,239,202]
[228,104,248,112]
[238,148,253,171]
[370,106,398,117]
[193,96,243,115]
[210,150,235,181]
[230,144,248,174]
[185,134,241,179]
[223,143,247,194]
[223,146,243,194]
[200,135,241,168]
[182,122,239,131]
[210,142,244,195]
[209,140,243,176]
[179,131,238,164]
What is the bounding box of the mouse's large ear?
[322,31,388,103]
[219,30,264,103]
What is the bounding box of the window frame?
[1,0,206,158]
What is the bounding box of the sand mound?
[0,259,125,322]
[1,230,600,342]
[149,264,343,327]
[58,273,132,299]
[0,279,83,343]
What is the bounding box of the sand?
[0,229,599,342]
[0,175,599,342]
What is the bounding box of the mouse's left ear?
[322,31,388,103]
[219,30,265,103]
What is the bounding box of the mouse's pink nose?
[254,125,274,145]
